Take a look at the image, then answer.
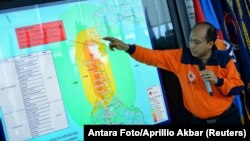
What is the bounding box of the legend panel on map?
[147,85,168,123]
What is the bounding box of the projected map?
[0,0,169,140]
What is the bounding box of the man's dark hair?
[193,22,217,43]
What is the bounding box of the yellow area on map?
[75,28,116,109]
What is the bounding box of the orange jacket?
[127,45,244,119]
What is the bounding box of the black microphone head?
[198,63,205,71]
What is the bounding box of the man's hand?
[200,70,218,84]
[103,37,129,51]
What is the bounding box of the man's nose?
[189,44,196,49]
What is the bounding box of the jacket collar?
[181,45,218,65]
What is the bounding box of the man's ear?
[209,41,214,49]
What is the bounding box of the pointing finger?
[109,43,115,51]
[103,37,118,42]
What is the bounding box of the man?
[103,22,244,124]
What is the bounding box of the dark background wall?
[0,119,5,141]
[0,0,63,10]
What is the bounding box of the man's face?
[189,25,212,58]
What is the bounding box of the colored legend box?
[148,85,168,123]
[16,20,66,48]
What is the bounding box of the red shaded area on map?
[16,20,66,48]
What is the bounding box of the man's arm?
[103,36,181,72]
[216,59,244,95]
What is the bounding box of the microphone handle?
[204,80,213,96]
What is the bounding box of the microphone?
[198,63,213,96]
